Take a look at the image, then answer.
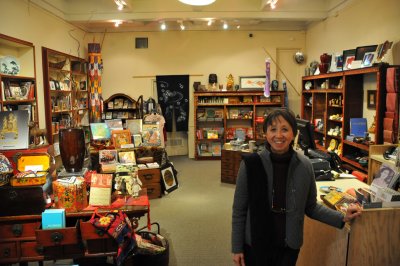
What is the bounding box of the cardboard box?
[42,209,65,229]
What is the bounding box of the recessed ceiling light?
[179,0,216,6]
[160,22,167,30]
[223,22,228,30]
[114,0,127,11]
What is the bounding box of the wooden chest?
[138,168,161,199]
[221,149,244,184]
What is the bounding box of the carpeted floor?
[139,155,236,266]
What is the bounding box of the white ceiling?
[30,0,353,32]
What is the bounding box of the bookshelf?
[194,90,285,160]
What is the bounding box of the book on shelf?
[197,109,206,121]
[349,118,367,137]
[211,143,222,156]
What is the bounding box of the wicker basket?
[49,60,66,69]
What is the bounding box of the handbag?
[90,209,136,266]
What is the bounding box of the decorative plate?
[319,186,342,194]
[305,81,312,90]
[0,56,20,75]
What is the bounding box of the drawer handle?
[2,247,10,257]
[96,229,105,236]
[143,174,153,180]
[51,232,64,244]
[36,245,44,255]
[12,224,23,237]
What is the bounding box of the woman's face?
[265,115,294,154]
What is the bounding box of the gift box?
[53,177,88,212]
[10,153,50,186]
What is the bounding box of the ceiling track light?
[223,21,228,30]
[267,0,278,9]
[160,22,167,30]
[114,20,123,27]
[114,0,127,11]
[179,0,216,6]
[207,20,213,26]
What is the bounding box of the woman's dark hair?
[263,108,298,136]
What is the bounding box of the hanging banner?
[88,43,103,123]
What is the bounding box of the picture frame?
[90,122,111,140]
[99,149,118,164]
[342,49,356,70]
[161,163,179,194]
[111,129,132,149]
[133,134,142,147]
[367,90,376,109]
[362,52,375,67]
[105,119,123,131]
[49,80,56,90]
[355,45,378,61]
[239,76,265,91]
[118,150,136,164]
[126,119,143,135]
[344,56,355,71]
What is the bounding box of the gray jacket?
[232,149,345,253]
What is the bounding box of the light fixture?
[114,20,123,27]
[207,20,213,26]
[267,0,278,9]
[236,25,241,29]
[180,23,185,30]
[114,0,127,10]
[160,22,167,30]
[223,21,228,30]
[178,0,216,6]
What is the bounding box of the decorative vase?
[318,63,330,74]
[320,53,332,64]
[59,128,85,173]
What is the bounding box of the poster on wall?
[0,110,29,150]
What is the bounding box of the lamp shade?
[179,0,216,6]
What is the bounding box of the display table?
[0,194,149,265]
[297,179,400,266]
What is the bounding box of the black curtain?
[156,75,189,132]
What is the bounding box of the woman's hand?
[233,253,246,266]
[343,203,362,223]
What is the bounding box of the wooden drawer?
[0,221,40,239]
[79,221,117,254]
[35,223,79,247]
[138,168,161,185]
[146,183,161,199]
[0,242,17,260]
[20,241,43,258]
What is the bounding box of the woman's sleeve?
[232,161,249,253]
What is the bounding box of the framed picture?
[133,134,142,147]
[105,119,123,131]
[239,76,265,90]
[362,52,375,67]
[342,49,356,70]
[344,56,355,71]
[118,150,136,164]
[355,45,378,61]
[330,52,343,72]
[111,129,132,149]
[49,80,56,90]
[99,149,118,164]
[126,119,143,135]
[90,123,111,140]
[367,90,376,109]
[161,163,179,194]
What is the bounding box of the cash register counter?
[297,179,400,266]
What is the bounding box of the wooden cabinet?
[103,93,142,128]
[301,66,387,173]
[42,47,89,145]
[0,34,38,126]
[221,149,249,184]
[138,168,162,199]
[194,91,285,159]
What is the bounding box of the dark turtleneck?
[269,146,294,247]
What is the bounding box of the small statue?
[226,74,234,90]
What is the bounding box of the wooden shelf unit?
[194,90,285,160]
[42,47,89,145]
[103,93,142,128]
[301,66,387,173]
[0,34,38,126]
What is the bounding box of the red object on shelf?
[352,170,367,183]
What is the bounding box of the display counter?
[297,179,400,266]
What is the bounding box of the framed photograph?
[344,56,355,71]
[342,49,356,70]
[79,81,86,91]
[111,129,132,149]
[90,122,111,140]
[126,119,143,135]
[367,90,376,109]
[330,52,343,72]
[362,52,375,67]
[118,150,136,164]
[99,149,118,164]
[239,76,265,91]
[133,134,142,147]
[355,45,378,61]
[49,80,56,90]
[161,163,179,194]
